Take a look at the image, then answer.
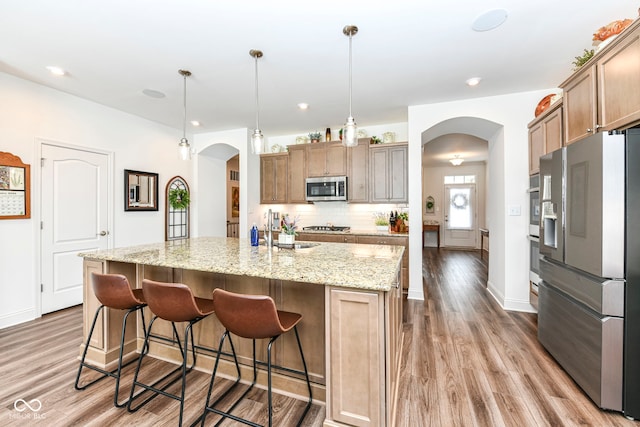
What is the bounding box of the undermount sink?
[261,241,320,249]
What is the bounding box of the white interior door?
[41,143,110,314]
[443,184,477,248]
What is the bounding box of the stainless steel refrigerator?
[538,128,640,418]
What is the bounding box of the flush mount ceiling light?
[178,69,192,161]
[297,103,309,110]
[466,77,482,87]
[45,66,66,76]
[342,25,359,148]
[450,155,464,166]
[250,49,265,155]
[190,120,201,127]
[472,8,508,32]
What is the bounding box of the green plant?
[371,136,382,144]
[168,188,190,210]
[308,131,322,141]
[375,217,389,226]
[281,213,299,235]
[398,212,408,221]
[572,49,595,70]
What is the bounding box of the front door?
[41,142,110,314]
[443,184,477,248]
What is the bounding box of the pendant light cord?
[182,73,187,139]
[348,32,353,118]
[254,55,260,130]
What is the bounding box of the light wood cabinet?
[561,19,640,145]
[296,232,356,244]
[325,280,402,426]
[347,138,370,202]
[307,141,347,177]
[287,145,307,203]
[528,102,563,175]
[260,153,288,204]
[369,142,408,203]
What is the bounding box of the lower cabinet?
[296,232,356,243]
[325,280,402,426]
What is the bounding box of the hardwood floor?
[0,248,636,426]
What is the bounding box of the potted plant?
[168,188,190,210]
[279,213,299,245]
[373,212,389,232]
[308,132,322,143]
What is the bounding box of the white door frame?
[35,138,114,316]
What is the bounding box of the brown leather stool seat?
[75,272,147,408]
[200,288,312,427]
[127,279,219,426]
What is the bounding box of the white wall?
[408,89,554,311]
[0,72,193,328]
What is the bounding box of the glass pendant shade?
[343,116,358,147]
[251,129,265,154]
[178,137,191,160]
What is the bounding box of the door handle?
[98,230,109,236]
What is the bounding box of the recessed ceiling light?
[466,77,482,87]
[297,103,309,110]
[190,120,200,127]
[472,9,508,32]
[46,66,66,76]
[142,88,166,98]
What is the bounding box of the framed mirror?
[124,169,158,211]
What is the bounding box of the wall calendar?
[0,152,30,219]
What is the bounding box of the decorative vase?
[279,233,295,245]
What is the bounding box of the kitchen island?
[80,237,403,427]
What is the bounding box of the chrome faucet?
[264,208,273,247]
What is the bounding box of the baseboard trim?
[0,308,38,330]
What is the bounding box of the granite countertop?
[79,237,404,292]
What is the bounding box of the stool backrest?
[142,279,204,322]
[212,288,284,339]
[92,273,144,309]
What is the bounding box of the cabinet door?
[325,142,347,176]
[388,145,408,202]
[369,148,390,202]
[347,139,369,202]
[597,30,640,130]
[287,145,307,203]
[544,106,563,153]
[529,122,544,175]
[307,143,327,177]
[562,65,597,145]
[260,154,288,204]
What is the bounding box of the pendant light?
[250,49,265,154]
[178,69,192,160]
[342,25,358,148]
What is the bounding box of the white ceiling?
[1,1,636,161]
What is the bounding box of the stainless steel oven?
[528,174,540,237]
[529,235,540,292]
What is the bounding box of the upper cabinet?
[528,102,563,175]
[369,142,408,203]
[347,138,370,203]
[308,141,347,177]
[287,145,307,204]
[260,153,288,204]
[561,19,640,145]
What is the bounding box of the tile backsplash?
[259,202,409,232]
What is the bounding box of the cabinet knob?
[98,230,109,236]
[586,128,593,133]
[595,124,602,130]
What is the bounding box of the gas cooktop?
[302,225,351,232]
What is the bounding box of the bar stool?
[127,279,220,426]
[200,288,312,427]
[74,272,147,408]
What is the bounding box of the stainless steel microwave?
[305,176,347,202]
